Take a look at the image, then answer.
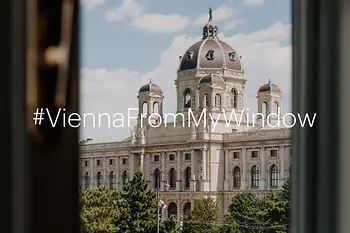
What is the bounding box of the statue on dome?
[208,6,213,21]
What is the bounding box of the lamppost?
[157,171,170,233]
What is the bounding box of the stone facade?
[80,15,292,221]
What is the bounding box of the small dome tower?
[137,79,164,127]
[256,79,283,126]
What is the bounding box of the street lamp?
[156,171,170,233]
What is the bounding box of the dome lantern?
[202,6,219,39]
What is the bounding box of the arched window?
[184,167,191,189]
[153,102,159,114]
[142,102,148,116]
[273,102,279,114]
[122,171,128,191]
[204,94,209,108]
[251,166,259,188]
[231,88,238,108]
[96,171,102,188]
[184,88,191,108]
[233,166,241,188]
[84,172,90,190]
[109,171,115,190]
[168,168,176,189]
[215,94,221,108]
[168,202,178,218]
[154,169,160,189]
[270,164,278,187]
[183,202,191,215]
[262,102,268,117]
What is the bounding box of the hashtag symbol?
[33,108,45,125]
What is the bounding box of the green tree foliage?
[80,187,121,233]
[182,197,221,233]
[80,171,179,233]
[261,192,289,233]
[79,172,292,233]
[219,215,241,233]
[116,171,158,232]
[226,178,292,233]
[276,177,292,232]
[228,192,265,232]
[151,217,180,233]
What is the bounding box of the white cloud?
[81,0,106,10]
[105,0,189,33]
[242,0,265,6]
[80,68,147,141]
[223,19,245,31]
[105,0,144,22]
[192,5,237,26]
[131,14,189,33]
[80,22,292,140]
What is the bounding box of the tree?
[80,187,121,233]
[227,192,265,233]
[182,197,221,233]
[279,176,291,202]
[261,192,289,233]
[116,171,158,232]
[152,217,180,233]
[276,176,292,232]
[116,171,178,233]
[219,215,240,233]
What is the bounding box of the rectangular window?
[122,158,127,164]
[109,159,114,165]
[251,151,258,158]
[154,155,159,162]
[97,159,101,166]
[185,153,191,161]
[84,160,88,166]
[233,152,240,159]
[169,154,175,161]
[270,150,278,158]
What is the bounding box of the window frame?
[291,0,347,232]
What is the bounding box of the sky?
[80,0,291,142]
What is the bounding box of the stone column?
[103,157,106,187]
[88,158,93,187]
[140,150,144,173]
[206,149,210,180]
[202,149,207,179]
[201,148,210,191]
[116,156,120,190]
[279,146,285,188]
[242,148,247,189]
[129,153,134,179]
[223,149,230,190]
[260,147,266,190]
[176,151,182,191]
[177,200,182,222]
[161,152,166,191]
[190,149,196,191]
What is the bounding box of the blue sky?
[80,0,292,141]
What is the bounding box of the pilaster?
[190,149,196,191]
[176,151,182,191]
[242,148,247,189]
[223,149,230,190]
[260,147,266,190]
